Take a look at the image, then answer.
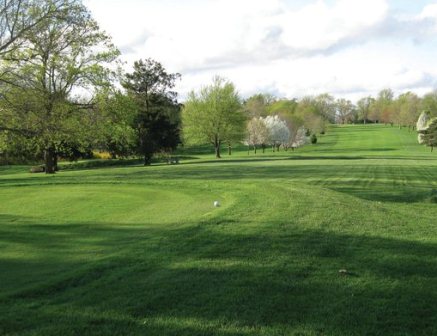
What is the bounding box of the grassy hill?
[1,124,436,335]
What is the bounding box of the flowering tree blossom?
[263,115,290,151]
[417,111,430,144]
[246,117,269,154]
[292,126,308,148]
[417,111,437,150]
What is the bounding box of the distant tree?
[122,58,181,165]
[243,93,273,118]
[421,91,437,118]
[267,98,298,118]
[292,126,308,148]
[315,93,336,123]
[264,115,290,151]
[182,76,245,158]
[417,111,431,144]
[282,114,304,149]
[246,117,269,154]
[357,96,374,124]
[294,97,326,133]
[398,92,420,130]
[369,89,394,124]
[336,98,355,124]
[419,117,437,151]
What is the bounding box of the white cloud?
[84,0,437,101]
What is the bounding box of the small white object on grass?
[214,201,220,207]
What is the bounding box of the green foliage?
[315,93,336,122]
[182,76,245,158]
[0,0,75,55]
[0,0,119,173]
[421,91,437,118]
[267,98,297,117]
[420,117,437,150]
[95,90,137,158]
[122,58,181,165]
[356,96,374,123]
[336,98,356,124]
[310,133,317,144]
[243,94,273,118]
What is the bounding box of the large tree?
[0,0,73,57]
[182,76,245,158]
[0,0,119,173]
[122,58,181,165]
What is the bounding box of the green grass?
[0,124,436,335]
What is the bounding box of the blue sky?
[84,0,437,101]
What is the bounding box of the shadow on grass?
[1,216,436,335]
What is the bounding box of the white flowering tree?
[417,111,437,151]
[263,115,290,151]
[291,126,308,148]
[246,117,269,154]
[417,111,430,144]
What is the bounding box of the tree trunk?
[53,154,58,172]
[44,147,56,174]
[144,154,152,166]
[228,143,232,155]
[214,138,221,158]
[215,145,221,158]
[254,145,257,154]
[262,144,265,153]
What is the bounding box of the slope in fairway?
[0,125,436,335]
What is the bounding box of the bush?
[310,134,318,144]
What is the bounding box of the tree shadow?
[1,218,436,335]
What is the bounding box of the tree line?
[2,1,437,172]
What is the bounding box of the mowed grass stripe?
[0,124,436,335]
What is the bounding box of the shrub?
[310,134,318,144]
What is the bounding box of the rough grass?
[0,124,436,335]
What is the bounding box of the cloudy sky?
[83,0,437,102]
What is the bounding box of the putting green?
[0,184,221,225]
